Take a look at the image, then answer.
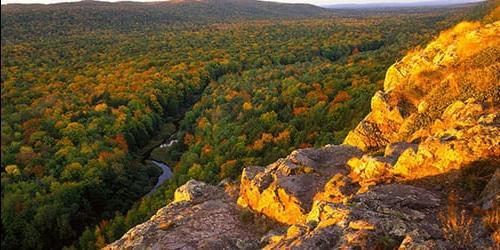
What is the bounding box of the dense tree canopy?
[0,1,491,249]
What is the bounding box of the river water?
[146,160,173,196]
[144,136,177,196]
[159,139,178,148]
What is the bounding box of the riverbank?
[135,122,177,163]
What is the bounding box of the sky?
[0,0,484,7]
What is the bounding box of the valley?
[0,0,496,249]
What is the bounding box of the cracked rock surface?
[105,180,261,250]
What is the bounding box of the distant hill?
[2,0,329,17]
[1,0,331,43]
[323,0,485,9]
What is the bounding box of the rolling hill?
[1,0,332,43]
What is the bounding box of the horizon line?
[1,0,486,7]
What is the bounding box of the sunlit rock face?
[237,145,363,225]
[393,99,500,179]
[264,184,444,249]
[344,21,500,152]
[343,90,405,151]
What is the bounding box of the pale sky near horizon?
[0,0,484,7]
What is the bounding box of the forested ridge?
[0,1,492,249]
[1,0,331,44]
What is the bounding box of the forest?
[0,1,492,249]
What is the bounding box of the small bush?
[374,234,400,250]
[439,192,473,248]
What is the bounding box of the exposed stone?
[349,220,376,230]
[313,173,359,204]
[105,181,262,250]
[399,232,440,250]
[480,168,500,210]
[392,100,500,179]
[345,21,500,152]
[344,91,405,151]
[266,184,443,249]
[347,155,393,186]
[173,180,209,203]
[237,145,363,225]
[385,142,418,163]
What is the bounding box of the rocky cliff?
[107,18,499,250]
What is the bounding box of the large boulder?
[237,145,363,225]
[262,21,500,249]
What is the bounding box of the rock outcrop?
[344,21,500,151]
[105,180,262,250]
[264,184,444,249]
[237,145,363,225]
[108,19,500,250]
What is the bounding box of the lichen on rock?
[105,180,262,250]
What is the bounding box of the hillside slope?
[0,0,331,43]
[107,15,499,250]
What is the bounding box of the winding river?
[144,137,177,196]
[140,94,202,196]
[146,160,173,196]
